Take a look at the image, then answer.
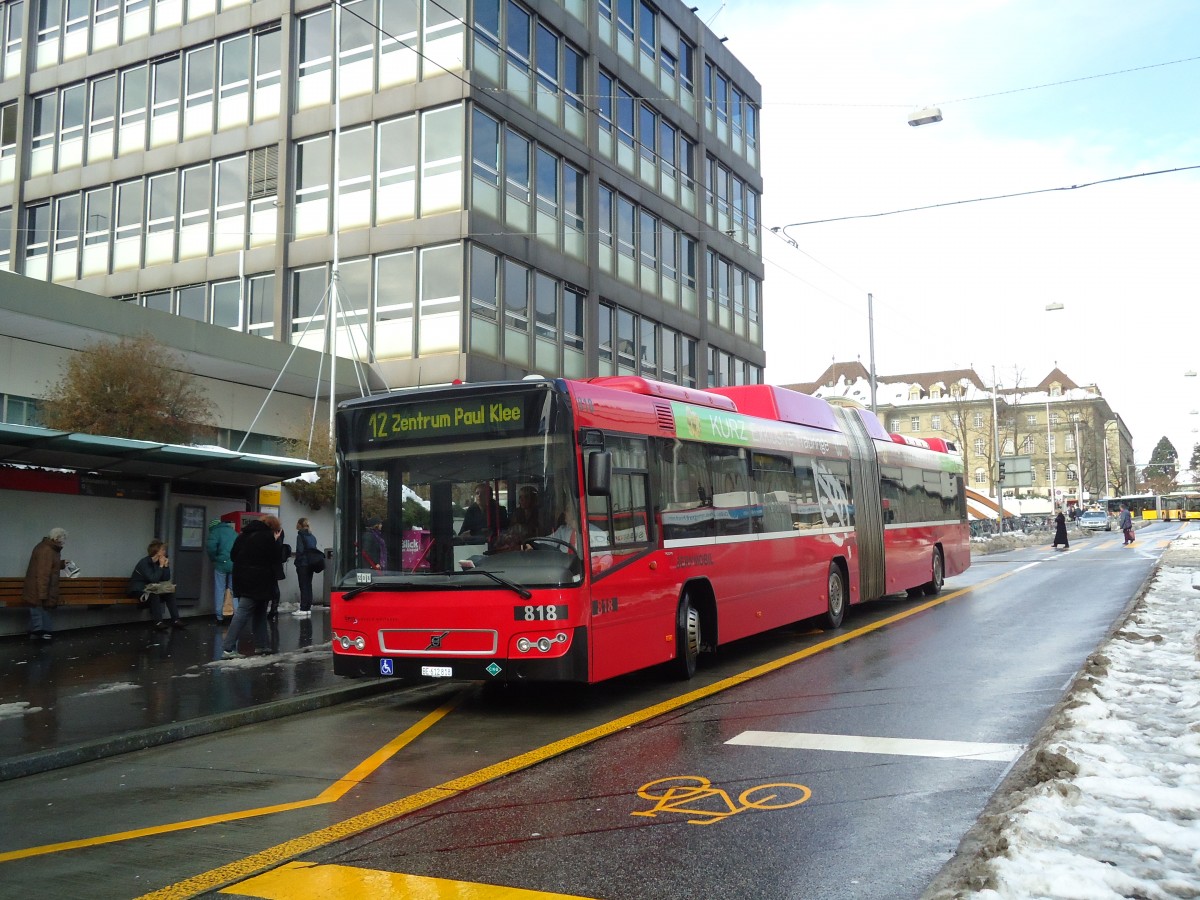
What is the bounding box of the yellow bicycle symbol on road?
[632,775,812,826]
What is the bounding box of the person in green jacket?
[205,518,237,623]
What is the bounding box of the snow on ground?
[0,701,36,719]
[929,530,1200,900]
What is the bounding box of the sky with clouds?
[713,0,1200,466]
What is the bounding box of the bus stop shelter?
[0,423,319,635]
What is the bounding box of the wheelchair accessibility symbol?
[632,775,811,826]
[379,659,394,676]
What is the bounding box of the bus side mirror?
[587,451,612,496]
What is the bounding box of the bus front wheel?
[824,564,846,630]
[674,594,701,679]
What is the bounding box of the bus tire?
[823,563,846,630]
[674,594,701,679]
[922,549,945,596]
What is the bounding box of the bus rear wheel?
[674,594,701,679]
[823,564,846,630]
[922,549,945,596]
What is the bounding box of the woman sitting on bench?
[128,540,185,630]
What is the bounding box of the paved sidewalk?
[0,604,393,781]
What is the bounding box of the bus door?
[583,437,672,681]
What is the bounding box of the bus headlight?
[333,631,367,652]
[512,631,569,656]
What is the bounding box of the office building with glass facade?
[0,0,764,394]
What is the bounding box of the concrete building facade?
[0,0,765,400]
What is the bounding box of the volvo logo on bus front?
[425,631,449,651]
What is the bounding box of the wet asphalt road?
[0,525,1172,900]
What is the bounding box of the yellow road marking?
[139,567,1022,899]
[0,695,463,864]
[222,861,598,899]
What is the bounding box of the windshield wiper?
[341,574,441,600]
[458,568,532,599]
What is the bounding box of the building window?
[931,414,942,430]
[253,27,282,121]
[910,416,920,431]
[297,10,333,109]
[218,33,250,131]
[973,412,984,429]
[973,438,985,455]
[294,135,331,237]
[145,171,178,265]
[888,418,900,432]
[469,244,499,354]
[376,249,415,358]
[502,257,529,366]
[150,55,181,148]
[212,280,241,328]
[239,272,273,337]
[974,468,986,485]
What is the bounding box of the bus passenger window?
[656,439,713,541]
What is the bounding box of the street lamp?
[907,106,943,126]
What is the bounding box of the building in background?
[0,0,765,407]
[788,361,1136,511]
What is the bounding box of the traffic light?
[998,460,1007,481]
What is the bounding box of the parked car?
[1079,509,1112,531]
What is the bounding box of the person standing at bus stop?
[293,517,320,618]
[221,514,282,659]
[205,517,237,623]
[1119,503,1135,545]
[23,527,69,641]
[1051,508,1070,551]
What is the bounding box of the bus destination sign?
[362,397,527,443]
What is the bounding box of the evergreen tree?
[1145,436,1179,493]
[1190,442,1200,473]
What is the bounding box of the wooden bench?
[0,576,138,608]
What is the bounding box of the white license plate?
[421,666,453,678]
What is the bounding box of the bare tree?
[281,420,335,510]
[41,333,215,443]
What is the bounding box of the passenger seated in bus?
[458,483,508,542]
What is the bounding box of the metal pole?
[1046,400,1055,509]
[1073,419,1083,508]
[1103,422,1113,498]
[328,0,342,442]
[868,293,877,414]
[991,366,1004,526]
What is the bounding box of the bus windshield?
[335,385,582,589]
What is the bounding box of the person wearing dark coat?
[128,539,184,630]
[458,483,508,544]
[23,527,69,640]
[1051,509,1069,550]
[221,515,282,658]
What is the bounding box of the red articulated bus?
[331,376,969,684]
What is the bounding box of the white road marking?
[727,731,1024,762]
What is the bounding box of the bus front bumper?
[333,625,589,683]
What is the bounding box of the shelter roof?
[0,424,317,488]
